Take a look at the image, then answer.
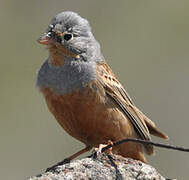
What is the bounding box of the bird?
[36,11,168,165]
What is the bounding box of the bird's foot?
[45,158,70,172]
[94,140,114,157]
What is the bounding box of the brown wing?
[96,61,168,155]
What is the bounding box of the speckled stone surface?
[27,153,166,180]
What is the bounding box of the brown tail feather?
[129,105,168,154]
[143,116,169,140]
[148,125,169,139]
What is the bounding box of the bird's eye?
[63,33,73,41]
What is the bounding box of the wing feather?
[96,61,168,154]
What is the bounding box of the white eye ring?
[63,33,73,41]
[49,24,54,29]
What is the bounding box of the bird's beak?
[37,33,54,45]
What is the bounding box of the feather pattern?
[96,61,168,154]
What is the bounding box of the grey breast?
[36,59,97,95]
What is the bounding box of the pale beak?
[37,33,54,45]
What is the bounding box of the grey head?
[40,11,104,62]
[37,11,104,94]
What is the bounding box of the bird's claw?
[93,140,114,158]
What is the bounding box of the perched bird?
[37,11,168,164]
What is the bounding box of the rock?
[27,153,166,180]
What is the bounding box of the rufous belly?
[40,81,146,162]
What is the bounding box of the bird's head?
[38,11,103,65]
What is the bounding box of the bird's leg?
[65,145,92,161]
[94,140,114,156]
[46,146,92,172]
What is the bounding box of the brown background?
[0,0,189,179]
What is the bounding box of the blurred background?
[0,0,189,179]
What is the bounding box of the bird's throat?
[48,44,80,67]
[49,46,65,66]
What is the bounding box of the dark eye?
[63,33,73,41]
